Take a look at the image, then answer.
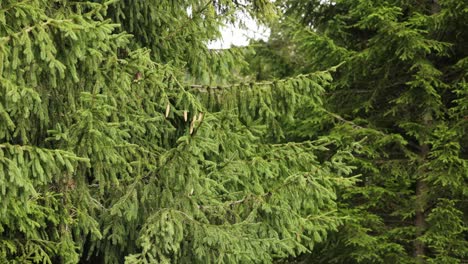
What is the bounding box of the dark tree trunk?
[414,126,430,263]
[414,175,428,263]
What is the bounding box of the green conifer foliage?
[106,0,275,82]
[270,0,468,263]
[0,1,356,263]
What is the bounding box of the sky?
[207,14,270,49]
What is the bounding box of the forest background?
[0,0,467,263]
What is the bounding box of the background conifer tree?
[247,0,468,263]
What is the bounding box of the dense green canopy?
[1,0,467,263]
[0,1,357,263]
[247,0,468,263]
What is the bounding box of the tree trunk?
[414,177,427,262]
[414,139,430,263]
[414,1,440,261]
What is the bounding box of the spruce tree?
[0,1,356,263]
[257,0,468,263]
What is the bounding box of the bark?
[414,2,440,261]
[414,141,430,263]
[414,176,428,262]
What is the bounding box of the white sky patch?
[207,14,270,49]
